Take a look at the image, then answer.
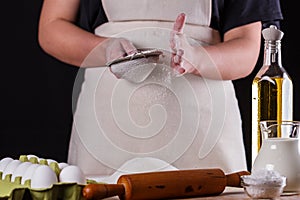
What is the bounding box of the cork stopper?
[262,25,284,41]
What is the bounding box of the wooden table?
[103,187,300,200]
[189,187,300,200]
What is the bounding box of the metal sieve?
[106,48,163,83]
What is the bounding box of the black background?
[1,1,299,170]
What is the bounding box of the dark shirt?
[77,0,283,38]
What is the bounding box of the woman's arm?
[171,13,261,80]
[205,21,261,80]
[38,0,136,67]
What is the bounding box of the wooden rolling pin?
[82,168,249,200]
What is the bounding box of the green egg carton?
[0,155,98,200]
[0,174,98,200]
[0,174,92,200]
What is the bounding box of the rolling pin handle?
[226,171,250,187]
[82,183,125,200]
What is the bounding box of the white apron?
[69,0,247,177]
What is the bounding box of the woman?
[38,0,283,177]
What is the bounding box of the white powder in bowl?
[241,169,286,199]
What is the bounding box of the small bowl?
[241,175,286,199]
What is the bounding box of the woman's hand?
[170,13,201,76]
[102,37,138,78]
[104,37,137,63]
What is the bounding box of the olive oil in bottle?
[251,25,293,164]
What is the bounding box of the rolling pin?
[82,168,249,200]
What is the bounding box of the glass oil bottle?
[251,25,293,165]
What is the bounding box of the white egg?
[2,160,21,180]
[59,165,86,184]
[11,162,32,182]
[21,163,39,185]
[30,165,58,189]
[58,162,69,170]
[0,157,13,172]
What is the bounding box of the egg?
[21,163,39,185]
[11,161,32,182]
[58,162,69,170]
[0,157,13,173]
[2,160,21,180]
[59,165,86,184]
[30,165,58,189]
